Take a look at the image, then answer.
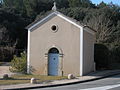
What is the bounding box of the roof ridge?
[26,10,96,32]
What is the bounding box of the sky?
[0,0,120,6]
[91,0,120,6]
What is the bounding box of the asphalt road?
[30,74,120,90]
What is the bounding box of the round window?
[51,25,58,32]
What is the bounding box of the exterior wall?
[29,15,80,76]
[83,28,95,75]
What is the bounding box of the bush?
[94,44,109,70]
[110,46,120,63]
[108,46,120,69]
[0,47,14,62]
[9,52,27,73]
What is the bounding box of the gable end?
[26,11,96,35]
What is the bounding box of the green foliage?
[68,0,80,7]
[0,47,14,62]
[0,0,120,69]
[10,52,27,73]
[110,46,120,63]
[60,7,88,21]
[0,75,67,85]
[68,0,96,8]
[0,8,30,48]
[2,0,54,18]
[97,1,107,8]
[60,5,120,44]
[56,0,69,8]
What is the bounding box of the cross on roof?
[52,2,57,11]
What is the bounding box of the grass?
[0,62,4,66]
[0,62,10,66]
[0,74,67,85]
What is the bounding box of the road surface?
[31,74,120,90]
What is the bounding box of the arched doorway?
[48,48,59,76]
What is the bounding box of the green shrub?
[9,52,27,73]
[94,44,109,70]
[108,46,120,69]
[110,46,120,63]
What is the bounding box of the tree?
[0,8,29,48]
[83,13,116,43]
[97,1,107,8]
[0,0,120,65]
[68,0,96,8]
[55,0,69,9]
[68,0,80,7]
[80,0,96,8]
[10,52,27,73]
[0,1,2,7]
[60,7,87,21]
[0,25,8,46]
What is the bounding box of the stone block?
[30,78,37,84]
[3,74,9,79]
[68,74,74,79]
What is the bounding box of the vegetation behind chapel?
[0,0,120,70]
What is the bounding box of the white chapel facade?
[26,4,96,76]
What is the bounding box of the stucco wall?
[83,28,95,75]
[29,15,80,76]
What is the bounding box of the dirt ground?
[0,63,15,78]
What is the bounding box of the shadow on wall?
[29,65,36,74]
[94,44,109,70]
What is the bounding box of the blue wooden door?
[48,53,59,76]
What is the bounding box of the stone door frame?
[45,45,63,76]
